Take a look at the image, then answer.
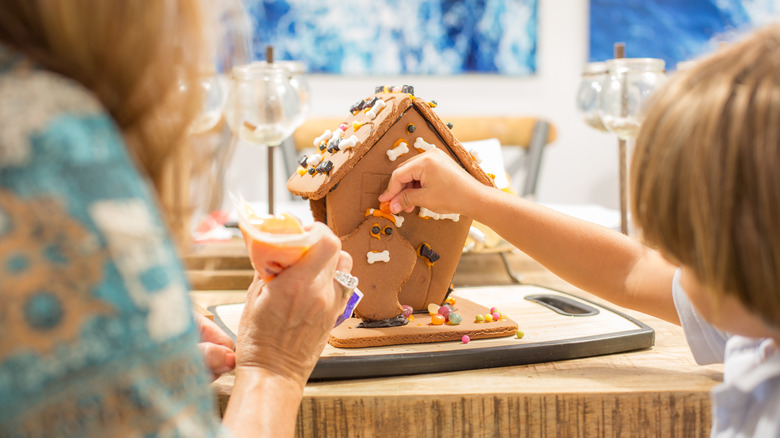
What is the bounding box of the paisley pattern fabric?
[0,45,224,437]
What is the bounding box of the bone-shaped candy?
[366,99,387,119]
[386,141,409,162]
[313,129,332,147]
[367,250,390,264]
[340,135,359,150]
[306,154,323,167]
[414,137,436,152]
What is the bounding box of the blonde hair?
[0,0,250,243]
[631,24,780,328]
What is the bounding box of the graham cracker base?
[329,297,518,348]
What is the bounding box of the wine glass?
[599,58,666,140]
[575,62,608,132]
[225,62,302,214]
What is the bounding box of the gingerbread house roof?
[287,86,494,199]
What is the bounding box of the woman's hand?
[234,222,353,388]
[378,148,486,217]
[194,312,236,380]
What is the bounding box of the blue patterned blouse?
[0,45,225,436]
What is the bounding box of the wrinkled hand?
[235,222,353,388]
[195,312,236,380]
[378,148,484,215]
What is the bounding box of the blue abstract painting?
[589,0,780,70]
[245,0,537,75]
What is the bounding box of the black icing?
[420,243,440,263]
[297,155,308,167]
[446,122,454,129]
[375,85,385,93]
[366,96,379,108]
[402,85,415,95]
[307,167,316,175]
[357,314,409,328]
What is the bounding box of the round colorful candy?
[401,305,413,318]
[447,312,463,325]
[492,312,501,321]
[462,335,470,344]
[516,330,525,339]
[437,305,451,318]
[484,313,494,322]
[475,314,485,323]
[431,314,445,325]
[428,303,440,315]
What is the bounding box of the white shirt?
[672,269,780,437]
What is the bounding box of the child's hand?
[378,148,485,216]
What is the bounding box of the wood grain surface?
[187,240,722,437]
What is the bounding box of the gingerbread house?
[287,86,493,326]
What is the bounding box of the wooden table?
[186,240,723,437]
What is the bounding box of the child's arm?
[379,149,679,324]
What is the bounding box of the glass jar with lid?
[599,58,666,140]
[576,61,608,132]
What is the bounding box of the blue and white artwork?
[589,0,780,70]
[245,0,537,75]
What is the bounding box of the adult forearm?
[222,367,305,438]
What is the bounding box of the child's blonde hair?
[632,24,780,328]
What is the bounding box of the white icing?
[367,250,390,264]
[340,135,359,150]
[419,207,460,222]
[366,99,387,119]
[313,129,332,147]
[468,148,483,164]
[306,154,323,167]
[414,137,436,152]
[386,141,409,161]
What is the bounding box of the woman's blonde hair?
[631,24,780,328]
[0,0,249,243]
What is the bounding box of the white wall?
[224,0,623,211]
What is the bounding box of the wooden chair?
[281,116,557,199]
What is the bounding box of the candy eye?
[383,226,393,236]
[370,224,381,239]
[407,123,416,133]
